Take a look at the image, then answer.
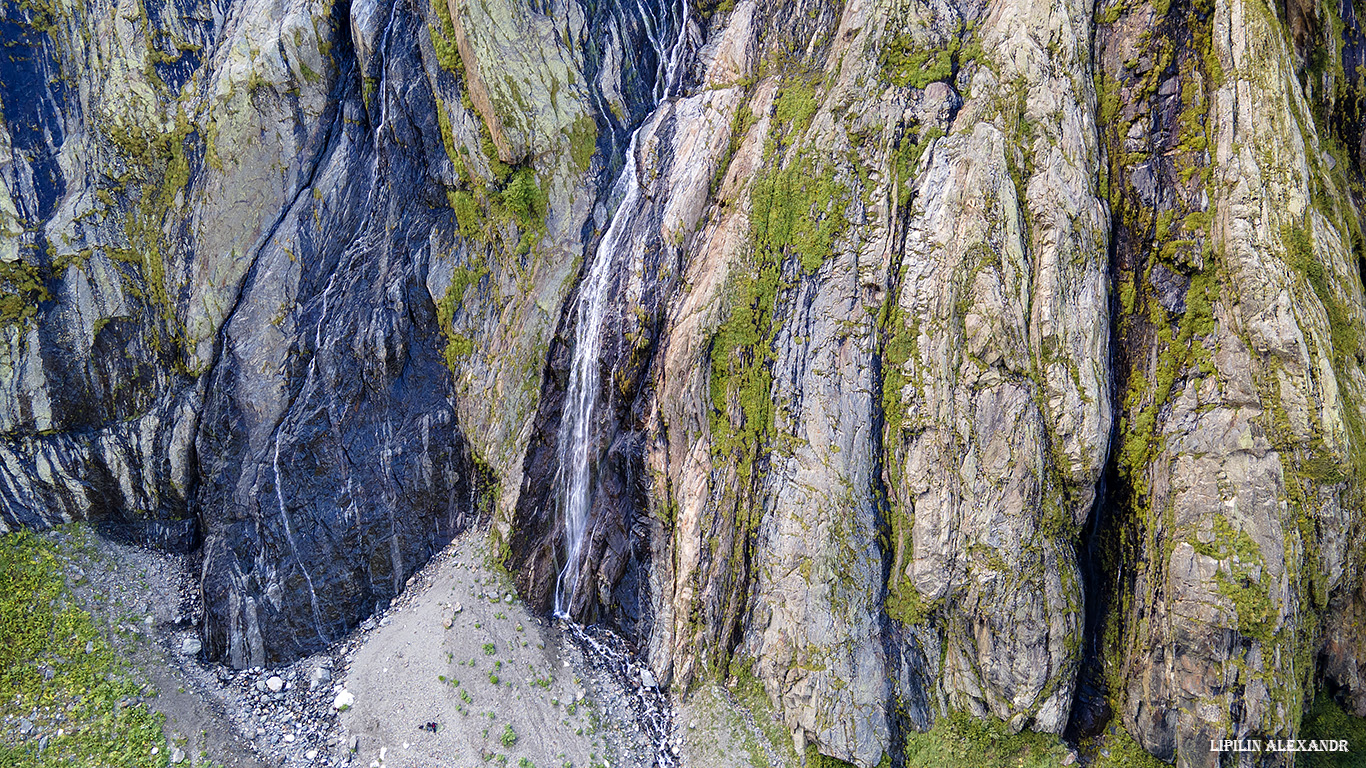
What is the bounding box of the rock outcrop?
[5,0,1366,765]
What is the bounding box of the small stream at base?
[563,622,678,767]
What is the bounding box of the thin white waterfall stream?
[552,0,693,620]
[552,135,643,618]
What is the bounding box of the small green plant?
[0,529,170,766]
[501,724,518,747]
[484,642,497,655]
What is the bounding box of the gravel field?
[46,525,684,768]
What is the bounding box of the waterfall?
[551,135,643,618]
[552,0,693,620]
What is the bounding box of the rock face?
[6,0,1366,765]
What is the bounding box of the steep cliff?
[4,0,1366,765]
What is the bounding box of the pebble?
[306,749,318,760]
[284,734,295,743]
[181,637,202,655]
[267,676,284,693]
[333,689,355,711]
[170,747,185,764]
[85,641,94,654]
[442,617,452,629]
[640,669,657,689]
[452,603,462,614]
[309,667,332,691]
[18,717,32,735]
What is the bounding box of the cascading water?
[552,135,644,620]
[551,0,694,621]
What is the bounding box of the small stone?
[18,717,32,735]
[144,615,154,626]
[350,735,359,752]
[1062,753,1078,766]
[309,667,332,691]
[267,676,284,693]
[284,734,295,743]
[85,641,94,654]
[306,749,318,760]
[504,593,514,603]
[181,638,202,656]
[442,617,452,629]
[452,603,462,614]
[170,747,185,764]
[640,669,657,688]
[151,747,159,756]
[333,689,355,711]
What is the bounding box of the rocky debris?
[332,690,354,712]
[266,677,285,693]
[309,666,331,691]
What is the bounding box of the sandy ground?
[43,524,789,768]
[338,531,646,768]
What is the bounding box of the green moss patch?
[437,260,489,372]
[0,259,51,329]
[903,710,1069,768]
[0,530,169,767]
[1085,724,1169,768]
[1300,695,1366,768]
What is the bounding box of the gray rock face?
[1095,0,1366,765]
[6,0,1366,765]
[0,0,673,665]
